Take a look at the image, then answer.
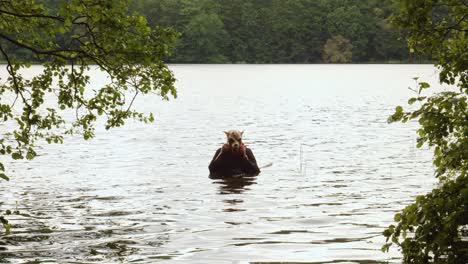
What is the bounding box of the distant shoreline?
[0,62,436,66]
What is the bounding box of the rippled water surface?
[1,65,442,263]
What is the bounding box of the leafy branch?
[0,0,178,234]
[383,0,467,262]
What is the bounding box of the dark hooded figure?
[209,130,260,178]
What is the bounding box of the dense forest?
[9,0,420,64]
[130,0,415,63]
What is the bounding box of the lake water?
[0,65,442,263]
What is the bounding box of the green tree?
[177,12,228,63]
[5,0,413,63]
[268,0,326,63]
[0,0,177,232]
[367,2,408,62]
[219,0,263,63]
[169,0,228,63]
[325,4,371,61]
[130,0,183,29]
[322,35,353,63]
[383,0,467,262]
[371,17,408,62]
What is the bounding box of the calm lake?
[1,65,441,263]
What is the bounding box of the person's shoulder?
[245,147,254,153]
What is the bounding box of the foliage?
[322,35,353,63]
[175,1,228,63]
[325,5,370,61]
[96,0,409,63]
[382,175,468,262]
[0,0,177,232]
[384,0,467,262]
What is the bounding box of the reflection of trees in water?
[212,176,257,195]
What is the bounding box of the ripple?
[0,65,437,263]
[91,211,142,217]
[267,230,325,235]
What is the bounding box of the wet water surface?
[0,65,442,263]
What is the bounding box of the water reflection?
[212,176,257,194]
[0,65,440,263]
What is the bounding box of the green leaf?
[394,213,402,222]
[3,223,11,235]
[26,151,35,160]
[418,82,430,93]
[0,173,9,181]
[381,243,392,252]
[383,228,393,237]
[419,82,430,89]
[461,188,468,201]
[11,153,22,160]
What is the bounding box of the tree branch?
[0,32,71,60]
[0,43,29,107]
[0,9,64,21]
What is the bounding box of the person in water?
[208,130,260,178]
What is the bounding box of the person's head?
[224,130,243,151]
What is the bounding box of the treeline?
[130,0,414,63]
[6,0,418,64]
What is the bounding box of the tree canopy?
[130,0,412,63]
[0,0,177,232]
[384,0,467,262]
[4,0,414,64]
